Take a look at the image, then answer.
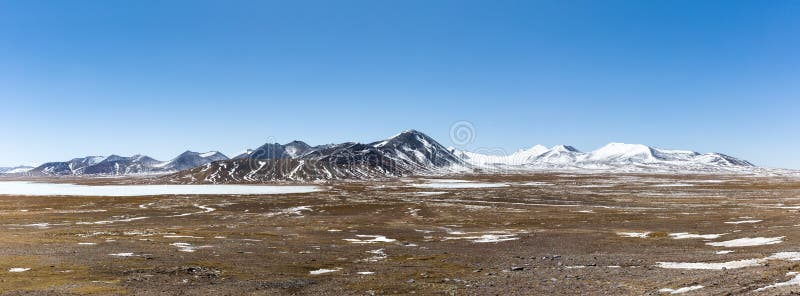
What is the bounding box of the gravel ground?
[1,173,800,295]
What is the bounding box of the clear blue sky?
[1,1,798,168]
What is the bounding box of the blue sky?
[1,1,798,168]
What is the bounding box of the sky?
[1,1,798,168]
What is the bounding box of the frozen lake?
[0,181,323,196]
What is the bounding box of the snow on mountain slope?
[155,151,229,171]
[199,151,222,158]
[284,141,312,158]
[81,154,162,175]
[692,153,754,167]
[233,149,255,159]
[232,140,313,160]
[370,129,464,169]
[28,151,229,176]
[29,156,109,176]
[583,143,700,164]
[455,142,756,173]
[13,131,769,179]
[451,145,549,166]
[0,166,34,174]
[166,130,465,183]
[532,145,584,165]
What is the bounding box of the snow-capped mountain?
[452,145,549,166]
[237,140,313,160]
[166,130,465,183]
[27,151,229,176]
[371,130,464,169]
[81,154,161,175]
[28,156,109,175]
[531,145,582,165]
[452,142,755,172]
[232,149,255,159]
[154,151,229,171]
[284,141,313,158]
[583,143,697,164]
[0,166,34,174]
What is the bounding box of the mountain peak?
[283,141,311,158]
[550,145,580,153]
[393,129,426,139]
[521,144,549,154]
[286,140,309,145]
[401,129,421,134]
[593,142,651,155]
[373,129,433,148]
[199,151,224,158]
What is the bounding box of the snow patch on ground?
[657,258,764,270]
[470,234,520,243]
[163,235,203,239]
[443,230,524,243]
[617,232,651,238]
[575,184,615,188]
[343,235,396,244]
[657,252,800,270]
[519,182,554,186]
[309,268,341,275]
[170,204,215,217]
[170,242,212,252]
[77,216,148,225]
[0,181,323,196]
[706,237,783,247]
[357,271,375,275]
[267,206,312,217]
[8,268,30,273]
[652,183,695,187]
[411,182,509,189]
[421,179,473,183]
[414,191,448,196]
[757,272,800,291]
[658,285,704,294]
[364,249,387,262]
[724,220,762,224]
[22,223,59,229]
[669,232,725,240]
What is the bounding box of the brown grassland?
[1,173,800,295]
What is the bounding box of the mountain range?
[451,142,753,173]
[166,130,465,183]
[3,130,763,180]
[22,151,228,176]
[0,166,34,174]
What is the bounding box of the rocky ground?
[2,173,800,295]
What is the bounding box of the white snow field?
[0,181,323,196]
[658,285,704,294]
[410,182,509,189]
[450,141,768,174]
[706,237,784,247]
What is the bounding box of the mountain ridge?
[451,142,755,172]
[4,130,768,179]
[165,130,465,183]
[24,151,229,176]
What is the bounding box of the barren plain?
[2,174,800,295]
